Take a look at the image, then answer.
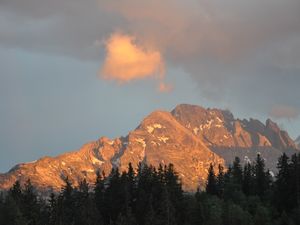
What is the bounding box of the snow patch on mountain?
[157,136,169,143]
[135,138,146,148]
[90,156,103,165]
[147,123,164,133]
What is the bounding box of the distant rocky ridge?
[172,104,298,172]
[0,104,298,192]
[296,136,300,149]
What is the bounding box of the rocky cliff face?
[0,104,298,192]
[172,104,297,150]
[172,104,298,171]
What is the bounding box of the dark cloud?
[0,0,122,60]
[0,0,300,118]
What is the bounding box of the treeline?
[0,153,300,225]
[201,153,300,225]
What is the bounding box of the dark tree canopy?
[1,153,300,225]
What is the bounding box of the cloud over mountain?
[1,0,300,117]
[100,32,165,83]
[270,105,299,120]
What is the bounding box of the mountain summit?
[0,104,298,192]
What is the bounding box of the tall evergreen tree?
[189,190,204,225]
[206,164,218,195]
[57,177,75,225]
[22,179,39,225]
[290,154,300,209]
[274,153,292,212]
[74,179,102,225]
[104,167,125,223]
[9,180,22,205]
[156,186,176,225]
[125,163,136,212]
[0,193,3,224]
[242,162,253,196]
[48,193,57,225]
[217,164,225,198]
[144,195,158,225]
[94,170,106,219]
[232,157,243,189]
[164,164,184,223]
[254,154,271,198]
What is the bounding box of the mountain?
[0,104,298,192]
[172,104,298,172]
[296,136,300,149]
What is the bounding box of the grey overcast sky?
[0,0,299,172]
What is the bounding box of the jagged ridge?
[0,104,298,192]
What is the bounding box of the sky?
[0,0,300,172]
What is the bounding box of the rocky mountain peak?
[266,119,281,133]
[264,119,296,150]
[0,103,298,193]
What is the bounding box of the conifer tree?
[104,167,125,223]
[274,153,291,212]
[125,163,136,211]
[57,177,75,225]
[254,154,271,198]
[217,164,225,198]
[74,179,102,225]
[201,195,222,225]
[189,190,204,225]
[3,156,300,225]
[156,186,176,225]
[1,195,27,225]
[0,193,3,224]
[135,164,153,225]
[48,193,57,225]
[22,179,39,225]
[158,164,165,183]
[206,164,218,195]
[116,206,137,225]
[94,170,106,219]
[9,180,22,205]
[253,205,271,225]
[164,164,183,223]
[243,162,253,196]
[232,157,243,188]
[144,195,158,225]
[289,154,300,209]
[223,203,252,225]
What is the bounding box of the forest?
[0,153,300,225]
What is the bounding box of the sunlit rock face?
[0,104,298,192]
[172,104,296,150]
[120,110,224,191]
[172,104,298,171]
